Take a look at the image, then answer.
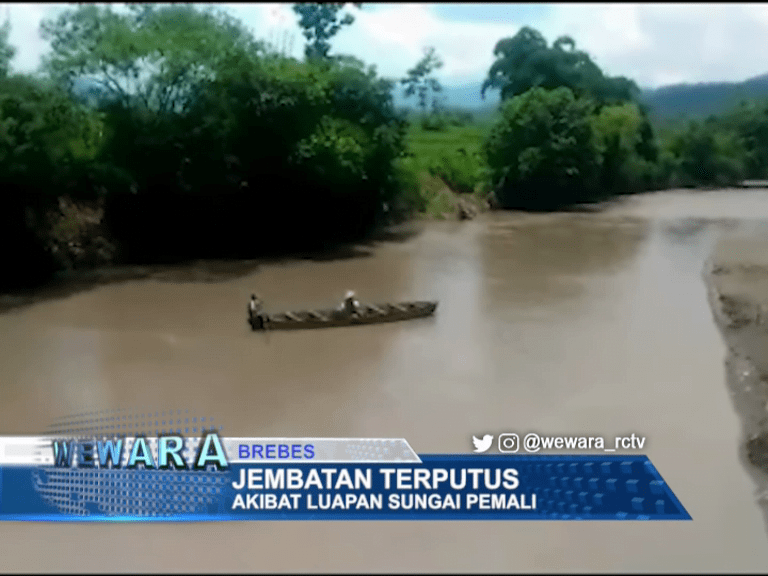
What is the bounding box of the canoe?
[249,301,437,331]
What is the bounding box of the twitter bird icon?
[472,434,493,453]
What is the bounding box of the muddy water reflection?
[482,215,648,306]
[2,190,768,571]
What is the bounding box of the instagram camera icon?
[498,433,520,453]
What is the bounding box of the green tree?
[592,103,647,193]
[718,100,768,179]
[0,74,108,287]
[401,46,445,131]
[484,87,602,210]
[0,16,14,78]
[401,46,443,114]
[0,76,104,194]
[635,105,659,163]
[101,49,406,261]
[2,3,410,273]
[40,4,264,112]
[482,26,638,104]
[663,120,746,186]
[293,3,361,61]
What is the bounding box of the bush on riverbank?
[101,54,407,262]
[484,87,603,210]
[414,90,764,212]
[0,5,414,286]
[453,26,766,210]
[0,75,108,287]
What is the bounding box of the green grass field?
[398,121,495,219]
[404,123,489,172]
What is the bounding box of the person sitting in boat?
[249,294,265,329]
[340,290,360,317]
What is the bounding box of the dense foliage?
[482,27,639,104]
[479,27,766,210]
[0,4,407,289]
[3,9,768,289]
[103,54,406,262]
[484,87,602,210]
[292,3,360,60]
[0,74,107,287]
[0,19,14,78]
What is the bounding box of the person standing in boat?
[249,294,266,329]
[340,290,360,317]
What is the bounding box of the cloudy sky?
[4,3,768,89]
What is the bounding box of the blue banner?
[0,455,690,521]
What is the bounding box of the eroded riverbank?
[0,224,422,316]
[705,229,768,530]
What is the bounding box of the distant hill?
[425,74,768,121]
[392,81,499,115]
[641,73,768,121]
[73,70,768,123]
[393,74,768,122]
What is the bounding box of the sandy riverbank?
[706,230,768,528]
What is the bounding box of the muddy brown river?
[2,189,768,572]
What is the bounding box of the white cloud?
[1,3,60,73]
[322,3,768,88]
[333,4,518,83]
[223,3,302,56]
[540,4,768,87]
[541,4,652,57]
[224,3,518,84]
[4,3,768,89]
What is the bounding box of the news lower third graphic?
[0,411,690,521]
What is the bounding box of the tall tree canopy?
[401,46,444,114]
[482,26,639,104]
[484,87,603,210]
[293,3,361,61]
[40,4,264,112]
[0,17,15,78]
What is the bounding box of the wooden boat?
[249,301,437,331]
